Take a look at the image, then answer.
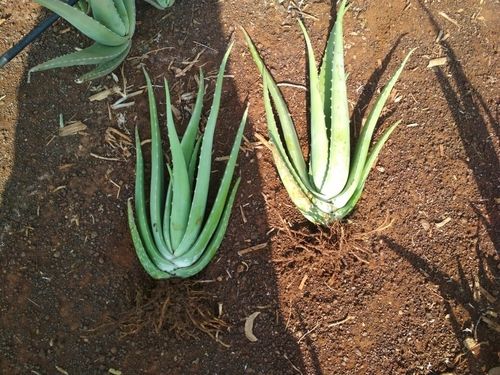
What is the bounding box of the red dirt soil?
[0,0,498,374]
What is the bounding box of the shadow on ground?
[416,0,499,253]
[383,235,499,374]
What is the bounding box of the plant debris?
[59,121,87,137]
[98,281,231,347]
[238,242,268,256]
[244,311,261,342]
[427,57,448,68]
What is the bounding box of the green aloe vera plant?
[144,0,175,9]
[29,0,135,83]
[243,0,414,225]
[128,44,248,279]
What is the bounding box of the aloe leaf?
[298,20,329,191]
[132,129,176,271]
[164,79,192,250]
[262,77,307,191]
[76,0,89,13]
[244,30,325,201]
[319,0,349,122]
[333,120,400,219]
[88,0,126,36]
[174,45,233,256]
[318,23,333,119]
[35,0,127,46]
[321,0,351,198]
[75,41,130,83]
[332,49,415,208]
[165,136,200,248]
[162,169,173,252]
[144,0,175,9]
[187,136,202,187]
[242,28,308,183]
[133,127,161,258]
[180,69,205,161]
[262,80,333,223]
[361,120,401,184]
[111,0,130,33]
[172,178,240,278]
[174,107,247,264]
[29,43,128,75]
[127,200,173,279]
[123,0,136,36]
[142,69,176,259]
[261,76,326,202]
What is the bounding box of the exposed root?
[272,213,395,285]
[351,213,394,240]
[127,281,230,345]
[91,280,230,347]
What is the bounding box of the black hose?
[0,0,80,68]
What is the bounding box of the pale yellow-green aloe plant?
[243,0,414,225]
[29,0,135,83]
[128,44,248,279]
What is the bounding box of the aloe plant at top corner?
[144,0,176,9]
[128,43,248,279]
[242,0,415,226]
[30,0,136,83]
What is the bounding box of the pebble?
[420,219,431,231]
[236,264,245,273]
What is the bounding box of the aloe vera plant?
[144,0,175,9]
[243,0,414,225]
[128,44,248,279]
[29,0,135,83]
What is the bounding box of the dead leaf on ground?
[89,86,121,101]
[435,217,451,228]
[427,57,448,68]
[105,127,132,158]
[59,121,87,137]
[244,312,261,342]
[55,366,69,375]
[238,242,268,256]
